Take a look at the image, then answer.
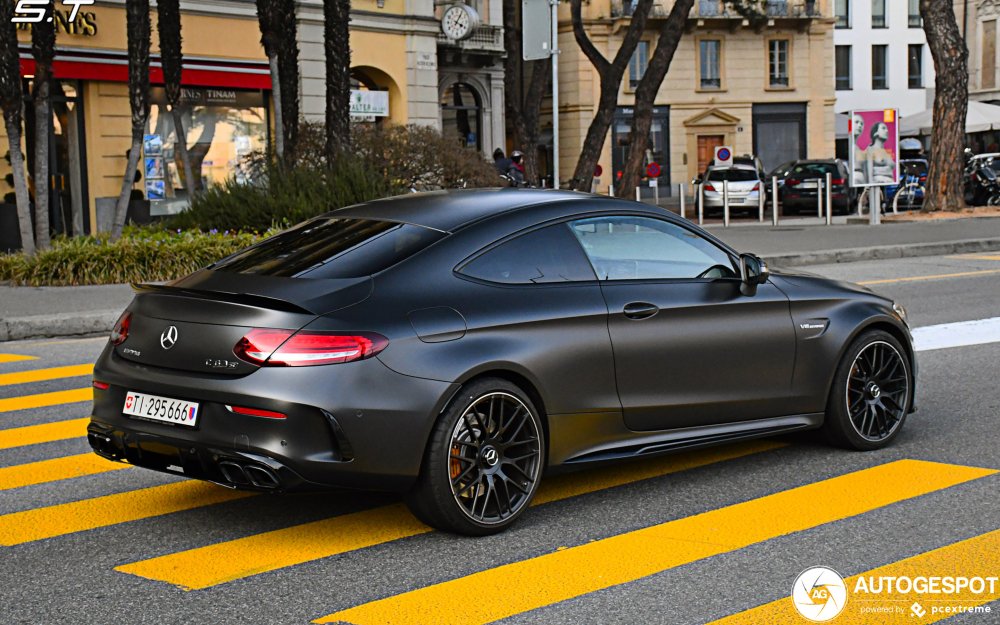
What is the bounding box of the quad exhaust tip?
[218,460,280,489]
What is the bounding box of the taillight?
[832,178,845,185]
[786,178,800,187]
[752,182,761,192]
[234,329,388,367]
[227,405,287,419]
[919,175,927,183]
[704,183,717,192]
[110,311,131,345]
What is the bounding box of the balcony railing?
[437,24,504,53]
[612,0,823,19]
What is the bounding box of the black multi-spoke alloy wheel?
[407,377,545,535]
[823,330,912,450]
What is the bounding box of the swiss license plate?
[124,391,199,427]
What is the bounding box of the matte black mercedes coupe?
[89,189,916,535]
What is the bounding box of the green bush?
[167,157,392,233]
[0,227,266,286]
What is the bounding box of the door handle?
[623,302,659,320]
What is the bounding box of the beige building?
[958,0,1000,101]
[556,0,837,188]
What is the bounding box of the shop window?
[769,39,790,87]
[872,45,888,90]
[146,87,268,216]
[699,39,722,89]
[835,45,852,90]
[440,83,482,151]
[908,44,924,89]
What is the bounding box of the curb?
[762,237,1000,267]
[0,310,121,343]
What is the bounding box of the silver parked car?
[700,165,764,214]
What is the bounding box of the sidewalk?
[2,217,1000,341]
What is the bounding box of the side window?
[459,224,597,284]
[568,215,737,281]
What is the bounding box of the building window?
[908,0,921,27]
[908,44,924,88]
[871,0,886,28]
[835,0,850,28]
[769,39,789,87]
[835,45,852,90]
[872,44,888,89]
[629,41,649,89]
[440,82,481,151]
[984,20,997,90]
[700,39,722,89]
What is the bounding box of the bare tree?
[112,0,151,241]
[502,0,549,184]
[277,0,300,166]
[256,0,284,160]
[324,0,351,162]
[921,0,967,211]
[30,2,55,249]
[0,1,34,255]
[568,0,654,191]
[157,0,197,197]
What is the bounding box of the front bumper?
[89,345,458,492]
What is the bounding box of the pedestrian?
[493,148,512,176]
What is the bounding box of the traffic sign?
[715,146,733,168]
[594,164,603,177]
[521,0,552,61]
[646,162,661,178]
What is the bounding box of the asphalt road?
[1,252,998,625]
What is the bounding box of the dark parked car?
[89,189,916,535]
[779,159,856,215]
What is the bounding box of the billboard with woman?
[849,109,900,187]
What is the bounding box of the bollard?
[679,183,686,219]
[636,186,641,202]
[699,182,706,224]
[610,183,615,197]
[758,180,765,223]
[723,180,731,228]
[825,172,833,226]
[816,179,824,219]
[772,176,779,226]
[654,180,660,206]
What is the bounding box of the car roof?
[330,189,599,233]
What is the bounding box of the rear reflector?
[228,405,287,419]
[110,311,132,346]
[93,380,110,390]
[234,329,389,367]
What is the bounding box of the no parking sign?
[646,162,661,178]
[714,146,733,168]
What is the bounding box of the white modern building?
[832,0,934,117]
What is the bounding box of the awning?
[899,100,1000,136]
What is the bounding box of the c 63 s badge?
[205,358,239,370]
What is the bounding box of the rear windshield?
[707,168,759,182]
[789,163,839,177]
[212,218,445,278]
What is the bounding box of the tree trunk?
[277,0,300,167]
[921,0,968,212]
[269,54,284,159]
[568,0,654,192]
[324,0,352,163]
[617,0,695,198]
[33,86,52,249]
[5,121,35,256]
[521,61,550,184]
[112,139,142,238]
[113,0,151,241]
[170,106,197,195]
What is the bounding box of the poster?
[145,179,165,200]
[848,109,900,187]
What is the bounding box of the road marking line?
[0,354,38,363]
[708,529,1000,624]
[0,418,90,450]
[913,317,1000,352]
[0,453,129,490]
[0,388,92,413]
[0,364,94,387]
[313,459,997,625]
[117,440,786,590]
[947,253,1000,261]
[0,481,254,546]
[858,269,1000,286]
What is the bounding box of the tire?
[822,330,913,451]
[406,377,545,536]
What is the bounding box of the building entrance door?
[697,134,725,174]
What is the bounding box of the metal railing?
[437,24,504,52]
[611,0,823,19]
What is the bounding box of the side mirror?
[692,176,703,185]
[739,253,769,296]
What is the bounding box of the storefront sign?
[350,90,389,117]
[152,87,263,109]
[15,8,98,37]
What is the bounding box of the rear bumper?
[89,345,458,492]
[703,194,761,209]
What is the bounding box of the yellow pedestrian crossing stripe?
[709,529,1000,624]
[117,440,786,590]
[0,353,37,363]
[0,364,94,387]
[0,387,92,413]
[0,453,129,491]
[0,481,254,546]
[313,459,996,625]
[0,418,90,450]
